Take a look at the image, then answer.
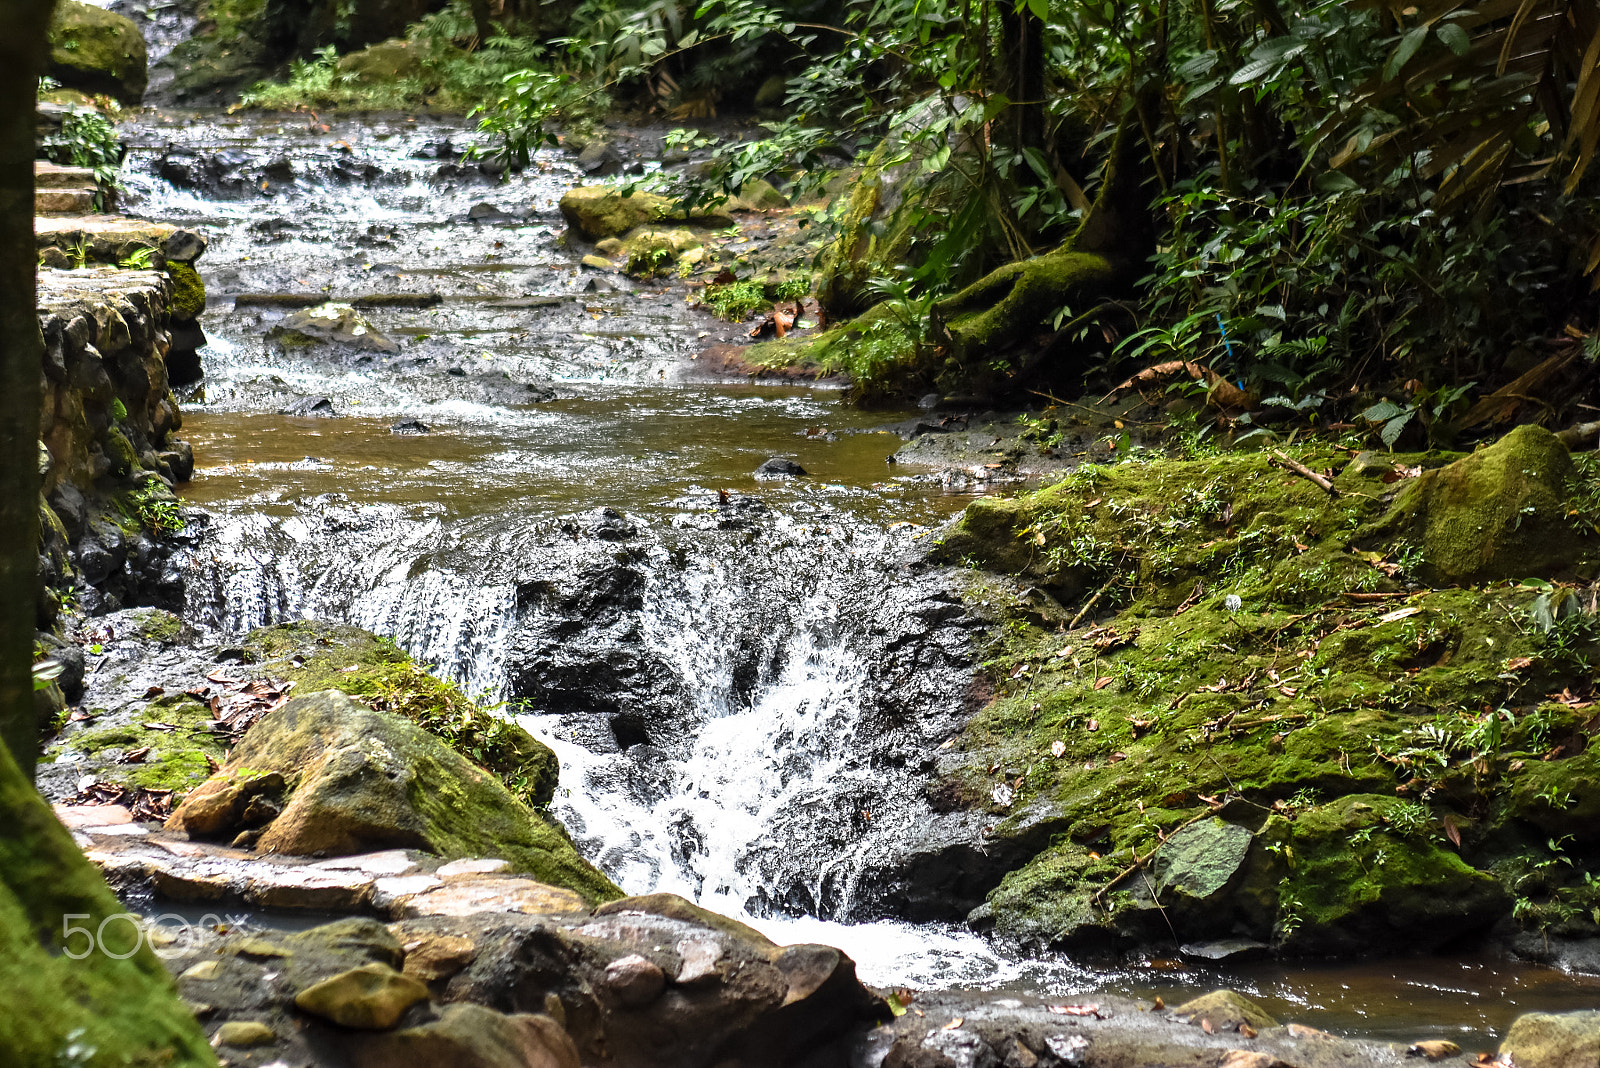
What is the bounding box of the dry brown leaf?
[1504,656,1535,671]
[1443,814,1462,848]
[1379,605,1423,624]
[1238,1023,1258,1039]
[942,1017,964,1030]
[1151,996,1164,1010]
[1048,1003,1104,1018]
[1051,740,1066,758]
[1201,1017,1217,1034]
[1093,676,1113,691]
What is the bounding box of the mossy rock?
[335,38,425,83]
[47,691,232,797]
[49,0,148,104]
[167,262,207,322]
[0,740,216,1066]
[167,689,621,904]
[1363,425,1595,585]
[942,431,1597,955]
[242,621,558,809]
[558,186,732,241]
[1261,796,1509,953]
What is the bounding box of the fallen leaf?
[1504,656,1535,671]
[1094,677,1113,691]
[1047,1003,1104,1018]
[942,1017,964,1030]
[1107,752,1127,763]
[1151,996,1164,1010]
[120,746,151,764]
[1443,814,1462,848]
[143,686,164,698]
[1051,740,1066,758]
[1238,1023,1258,1038]
[1378,605,1423,624]
[1201,1017,1216,1034]
[1409,1040,1462,1060]
[1087,719,1100,731]
[940,738,956,750]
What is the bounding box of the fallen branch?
[1556,420,1600,449]
[1271,451,1338,497]
[1069,572,1123,630]
[1340,591,1412,601]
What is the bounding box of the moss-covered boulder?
[558,186,732,242]
[932,430,1600,956]
[165,689,620,904]
[1365,425,1592,585]
[242,620,559,810]
[1499,1010,1600,1068]
[48,0,148,104]
[335,38,427,82]
[0,740,215,1065]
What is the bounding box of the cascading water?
[113,105,1092,992]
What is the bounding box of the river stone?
[558,185,733,241]
[294,963,428,1029]
[1499,1010,1600,1068]
[755,456,808,479]
[1152,818,1253,902]
[165,690,620,904]
[349,1003,580,1068]
[1171,990,1278,1033]
[1364,425,1590,584]
[214,1020,275,1047]
[273,303,399,353]
[49,0,148,103]
[401,934,478,982]
[336,38,425,83]
[164,769,285,838]
[604,953,666,1007]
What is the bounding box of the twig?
[1091,810,1213,905]
[1069,572,1123,630]
[1270,450,1338,497]
[1340,591,1412,601]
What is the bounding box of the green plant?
[626,245,675,278]
[129,485,184,536]
[702,279,767,319]
[117,245,157,270]
[110,397,127,421]
[40,106,123,205]
[32,659,64,692]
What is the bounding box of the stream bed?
[111,106,1600,1050]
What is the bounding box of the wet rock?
[283,395,339,417]
[1499,1011,1600,1068]
[1170,990,1279,1032]
[272,302,399,354]
[1150,818,1253,905]
[754,456,808,479]
[391,419,431,435]
[350,1004,581,1068]
[604,954,666,1007]
[214,1019,275,1047]
[294,963,429,1029]
[1178,938,1271,962]
[164,769,287,838]
[164,689,621,904]
[400,934,478,982]
[467,202,518,224]
[163,228,207,265]
[577,140,622,176]
[582,254,615,269]
[49,0,147,103]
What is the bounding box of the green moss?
[102,427,138,480]
[166,262,207,321]
[0,741,215,1066]
[243,621,558,809]
[946,432,1600,952]
[48,0,148,103]
[49,692,231,799]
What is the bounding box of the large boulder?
[270,302,399,353]
[1500,1011,1600,1068]
[1365,424,1592,584]
[48,0,148,104]
[165,689,621,904]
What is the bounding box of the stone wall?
[36,256,199,629]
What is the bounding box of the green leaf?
[1380,410,1415,448]
[1025,0,1048,19]
[1435,22,1470,56]
[1314,170,1362,192]
[938,70,957,89]
[1362,400,1403,422]
[1384,25,1428,82]
[1176,52,1220,80]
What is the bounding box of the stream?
[111,107,1600,1049]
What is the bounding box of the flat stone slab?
[70,815,591,922]
[36,161,98,188]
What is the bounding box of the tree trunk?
[996,0,1047,163]
[469,0,494,44]
[0,0,53,777]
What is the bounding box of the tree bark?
[0,0,54,777]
